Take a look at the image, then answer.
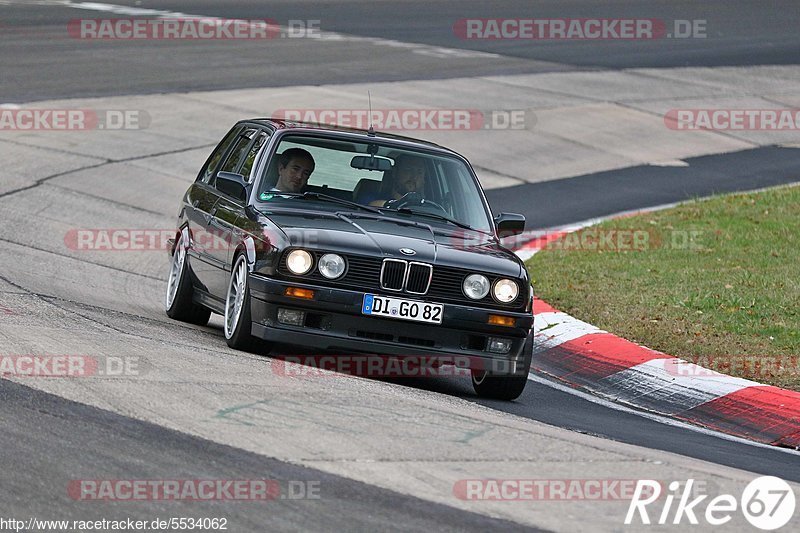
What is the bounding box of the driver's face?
[393,160,425,196]
[276,157,314,193]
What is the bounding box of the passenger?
[369,154,426,207]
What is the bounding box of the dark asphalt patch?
[486,146,800,229]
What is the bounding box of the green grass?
[527,185,800,390]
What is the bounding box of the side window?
[219,128,258,176]
[198,126,241,184]
[240,131,270,182]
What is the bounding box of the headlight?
[286,249,313,275]
[318,253,346,279]
[463,274,490,300]
[492,278,519,303]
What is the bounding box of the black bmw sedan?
[166,118,534,399]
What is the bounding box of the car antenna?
[367,90,376,136]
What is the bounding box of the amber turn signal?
[285,287,314,300]
[487,314,515,327]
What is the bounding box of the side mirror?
[494,212,525,238]
[216,171,248,203]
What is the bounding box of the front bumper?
[248,274,533,374]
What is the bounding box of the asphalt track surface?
[2,0,800,101]
[2,1,800,531]
[0,379,531,532]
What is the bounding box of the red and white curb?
[509,218,800,449]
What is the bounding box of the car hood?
[261,209,524,278]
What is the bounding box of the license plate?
[362,294,443,324]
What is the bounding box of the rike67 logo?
[626,476,796,530]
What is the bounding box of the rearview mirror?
[494,212,526,238]
[351,155,392,172]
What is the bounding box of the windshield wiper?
[270,191,383,214]
[393,206,477,231]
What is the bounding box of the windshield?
[254,134,494,233]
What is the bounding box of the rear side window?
[197,126,241,184]
[220,128,258,175]
[240,131,270,182]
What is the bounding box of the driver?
[273,148,315,193]
[369,154,426,207]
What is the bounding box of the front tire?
[165,234,211,326]
[224,253,257,351]
[471,333,533,401]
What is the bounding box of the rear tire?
[471,333,533,401]
[165,234,211,326]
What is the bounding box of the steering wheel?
[384,192,447,213]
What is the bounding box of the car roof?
[243,117,459,156]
